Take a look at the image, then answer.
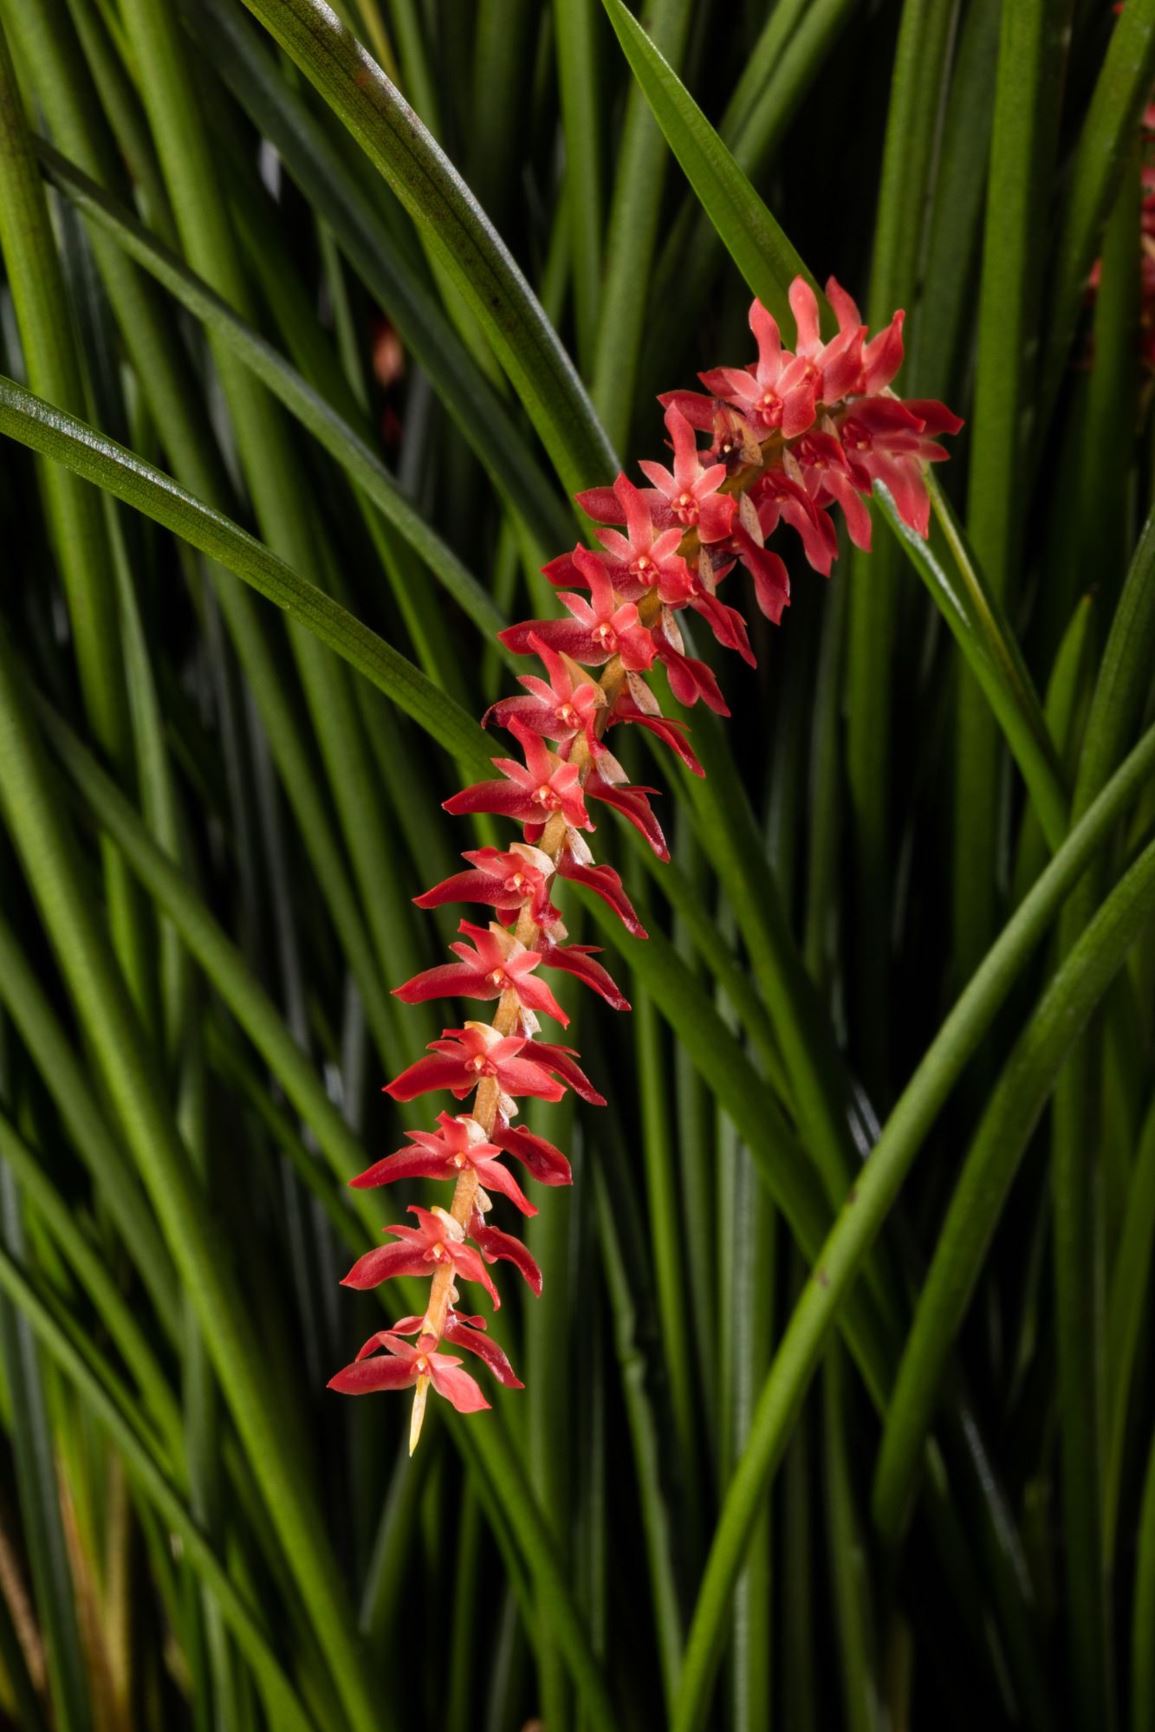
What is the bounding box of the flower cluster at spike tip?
[327,277,962,1451]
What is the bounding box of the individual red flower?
[393,920,569,1026]
[328,1329,491,1411]
[688,585,756,665]
[443,718,592,832]
[390,1310,525,1388]
[384,1022,568,1105]
[502,549,657,671]
[838,396,963,538]
[752,467,838,576]
[522,1040,607,1106]
[341,1205,501,1306]
[696,296,818,437]
[350,1111,535,1214]
[639,404,737,541]
[787,277,871,403]
[791,430,874,551]
[594,473,696,605]
[730,528,792,623]
[414,843,559,928]
[483,636,603,750]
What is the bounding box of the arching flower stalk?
[328,277,961,1452]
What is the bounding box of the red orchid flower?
[341,1204,501,1306]
[414,843,560,928]
[609,683,704,776]
[328,1329,490,1411]
[350,1111,536,1215]
[391,1310,525,1388]
[688,586,756,665]
[752,467,839,576]
[595,473,696,606]
[502,549,657,671]
[484,636,603,750]
[384,1022,568,1104]
[639,404,737,542]
[790,430,875,551]
[585,765,669,861]
[394,920,569,1026]
[537,941,630,1011]
[443,718,592,832]
[653,615,731,714]
[697,297,818,438]
[838,396,963,537]
[731,529,792,624]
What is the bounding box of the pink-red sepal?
[528,1041,607,1106]
[540,942,630,1011]
[612,699,704,776]
[586,771,669,861]
[491,1123,574,1186]
[555,851,647,939]
[471,1219,544,1297]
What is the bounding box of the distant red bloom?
[731,528,792,623]
[653,617,731,713]
[838,396,963,538]
[790,430,874,550]
[752,468,838,576]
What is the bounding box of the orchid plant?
[329,280,960,1448]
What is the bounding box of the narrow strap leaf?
[236,0,618,490]
[0,375,492,775]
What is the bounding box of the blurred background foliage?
[0,0,1153,1728]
